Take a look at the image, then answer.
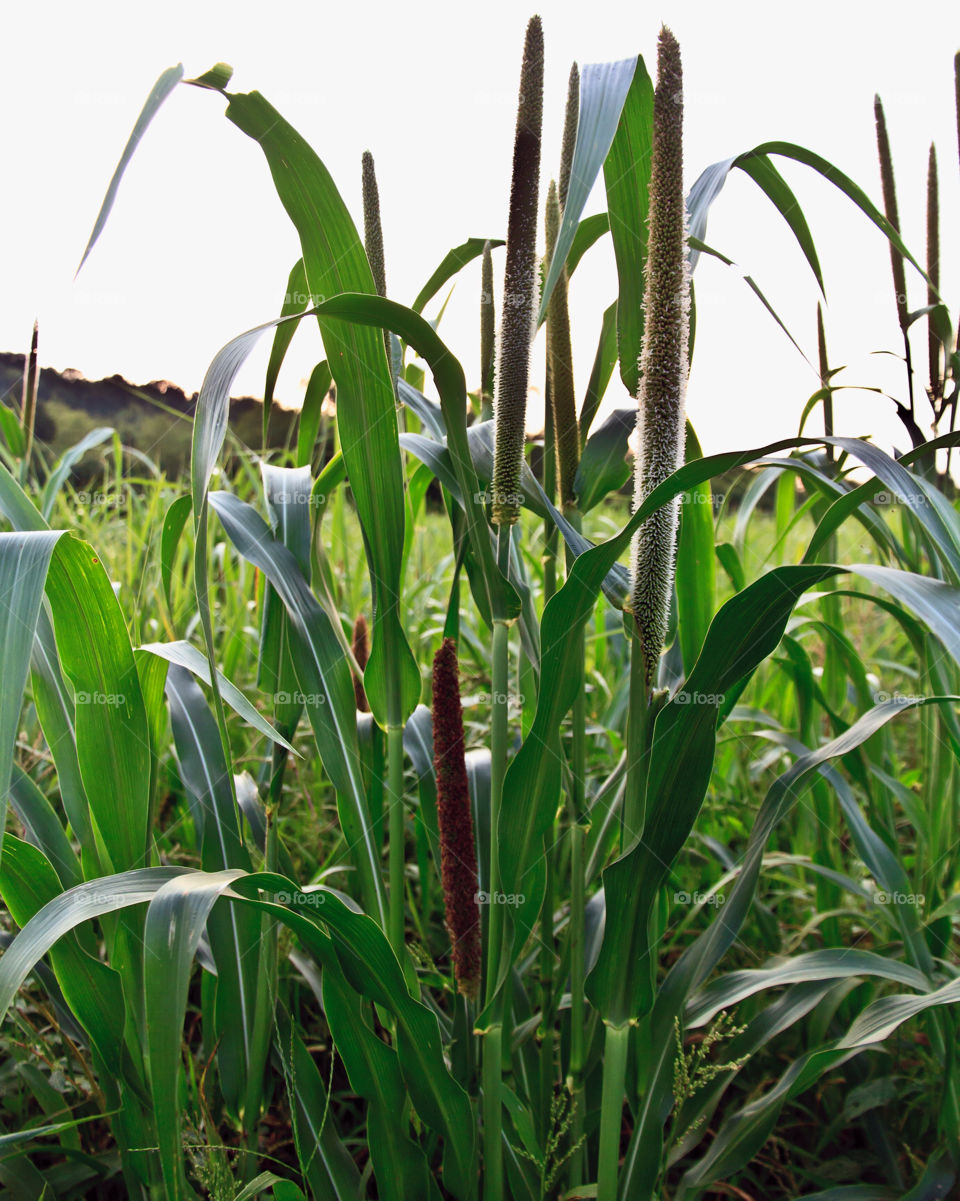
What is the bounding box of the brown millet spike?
[431,638,482,999]
[351,613,370,713]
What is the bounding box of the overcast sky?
[1,0,956,457]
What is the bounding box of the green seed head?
[491,15,544,527]
[481,240,496,420]
[630,26,690,684]
[874,95,908,332]
[545,179,579,507]
[559,62,580,213]
[927,142,941,404]
[361,150,387,299]
[431,638,482,999]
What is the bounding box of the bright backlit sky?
[1,0,957,456]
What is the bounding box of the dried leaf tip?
[491,15,544,526]
[431,638,482,1000]
[630,25,689,685]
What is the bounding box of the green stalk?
[596,1023,630,1201]
[242,802,280,1179]
[20,321,38,487]
[485,20,542,1197]
[566,772,586,1187]
[482,1022,504,1201]
[388,722,406,955]
[622,634,651,845]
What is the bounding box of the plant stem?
[622,634,650,848]
[566,815,586,1187]
[483,528,512,1201]
[482,1023,504,1201]
[387,723,405,955]
[597,1022,630,1201]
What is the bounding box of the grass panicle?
[559,62,580,213]
[431,638,482,1001]
[491,14,544,527]
[629,26,690,684]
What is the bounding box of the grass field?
[1,18,960,1201]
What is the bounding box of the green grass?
[1,20,959,1201]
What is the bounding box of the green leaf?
[264,258,310,447]
[139,639,296,753]
[160,493,191,615]
[40,427,114,521]
[601,55,654,395]
[144,869,245,1200]
[578,300,619,442]
[208,490,387,928]
[539,56,643,321]
[77,64,185,273]
[0,531,65,853]
[297,360,332,467]
[412,238,505,315]
[273,1003,363,1201]
[573,407,633,512]
[223,88,419,729]
[44,536,151,872]
[675,423,716,673]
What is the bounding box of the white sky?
[1,0,957,457]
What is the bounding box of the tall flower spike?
[361,150,387,299]
[545,180,579,507]
[926,143,941,406]
[20,320,39,470]
[559,63,580,213]
[817,303,833,462]
[481,240,496,421]
[352,613,370,713]
[630,27,689,685]
[431,638,482,999]
[491,15,544,527]
[874,96,908,335]
[362,150,392,374]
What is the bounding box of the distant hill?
[0,352,306,479]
